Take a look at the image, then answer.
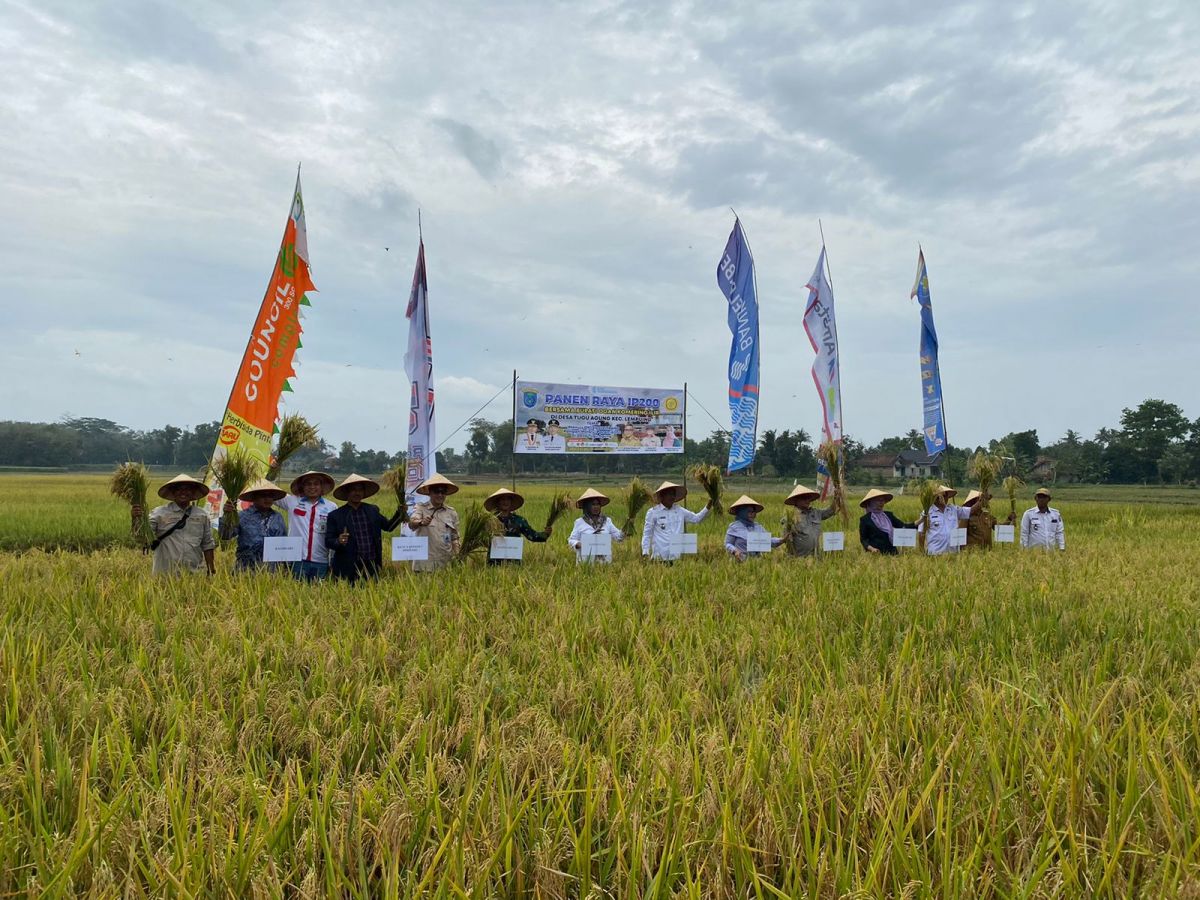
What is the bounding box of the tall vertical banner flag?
[716,219,760,473]
[802,248,844,498]
[206,172,315,520]
[403,239,436,504]
[911,250,947,455]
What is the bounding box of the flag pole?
[682,381,688,491]
[818,218,847,510]
[511,370,518,492]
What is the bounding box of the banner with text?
[716,219,760,473]
[514,381,685,453]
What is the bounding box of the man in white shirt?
[642,480,711,561]
[1020,487,1065,550]
[541,419,567,452]
[918,485,972,555]
[277,470,338,579]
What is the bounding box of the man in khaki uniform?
[132,474,216,575]
[782,483,839,557]
[407,473,460,572]
[962,490,1015,549]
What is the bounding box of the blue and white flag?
[403,239,437,504]
[911,250,947,455]
[716,219,760,473]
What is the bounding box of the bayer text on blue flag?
[716,220,760,473]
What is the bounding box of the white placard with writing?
[391,536,429,561]
[822,531,846,552]
[668,533,698,556]
[746,532,774,553]
[262,536,303,562]
[892,528,918,548]
[489,536,524,560]
[580,532,612,560]
[993,524,1015,543]
[951,528,968,547]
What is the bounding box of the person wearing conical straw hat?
[218,479,288,570]
[567,488,625,563]
[407,473,461,572]
[962,489,1015,549]
[642,481,711,561]
[858,489,919,555]
[131,474,216,575]
[277,470,337,580]
[782,483,839,558]
[483,488,551,566]
[917,484,973,555]
[1020,487,1065,551]
[724,495,782,561]
[324,474,408,582]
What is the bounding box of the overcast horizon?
[3,1,1197,455]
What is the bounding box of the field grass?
[2,474,1200,896]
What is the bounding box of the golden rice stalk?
[1003,475,1024,520]
[620,477,653,535]
[381,465,409,522]
[543,491,572,532]
[267,414,320,481]
[456,502,499,562]
[968,452,1002,501]
[916,478,938,552]
[816,441,849,525]
[781,505,799,540]
[110,462,153,546]
[687,463,724,514]
[208,446,262,539]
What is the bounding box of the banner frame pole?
[682,381,688,494]
[511,370,518,492]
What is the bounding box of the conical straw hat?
[575,487,611,508]
[935,484,957,499]
[484,487,525,512]
[289,470,335,495]
[157,473,210,500]
[858,488,894,508]
[729,494,764,513]
[239,479,287,502]
[653,480,687,501]
[784,484,820,506]
[333,473,380,501]
[416,473,459,496]
[962,489,982,507]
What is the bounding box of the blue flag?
[716,219,760,473]
[911,250,947,455]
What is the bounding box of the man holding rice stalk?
[219,479,288,570]
[962,490,1015,549]
[918,485,974,555]
[278,470,338,580]
[568,488,625,563]
[407,473,461,572]
[724,495,782,561]
[782,483,840,557]
[641,481,711,561]
[132,474,216,576]
[483,488,554,566]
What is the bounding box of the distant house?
[857,449,943,481]
[1029,456,1058,483]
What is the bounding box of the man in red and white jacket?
[277,470,338,579]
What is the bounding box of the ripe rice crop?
[2,474,1200,895]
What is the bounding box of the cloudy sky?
[3,0,1197,454]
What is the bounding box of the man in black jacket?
[858,488,919,555]
[324,474,406,582]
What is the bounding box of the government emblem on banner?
[522,389,538,408]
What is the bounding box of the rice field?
[2,473,1200,896]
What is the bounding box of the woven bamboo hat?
[962,489,982,507]
[239,479,287,502]
[289,470,335,495]
[729,494,764,513]
[935,484,958,499]
[858,488,893,508]
[1034,487,1052,498]
[575,488,611,509]
[333,473,380,501]
[653,481,687,502]
[157,473,210,500]
[784,484,821,506]
[416,473,459,496]
[484,488,525,512]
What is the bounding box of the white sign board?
[951,528,968,548]
[746,532,774,553]
[994,524,1016,543]
[489,536,524,560]
[822,531,845,552]
[391,536,429,561]
[892,528,918,548]
[668,533,698,557]
[262,536,303,562]
[580,532,612,560]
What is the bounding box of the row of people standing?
[135,471,1064,577]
